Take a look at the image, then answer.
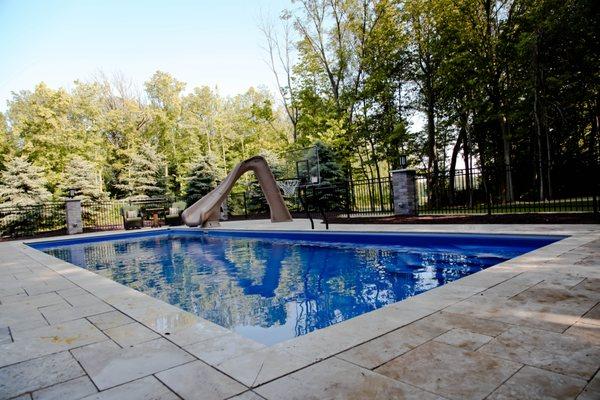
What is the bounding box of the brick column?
[65,199,83,234]
[391,169,417,216]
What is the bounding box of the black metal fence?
[226,177,394,219]
[2,170,595,239]
[81,198,174,231]
[415,167,597,215]
[0,202,66,238]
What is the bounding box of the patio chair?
[121,205,143,230]
[165,201,187,226]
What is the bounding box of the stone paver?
[565,321,600,345]
[229,391,266,400]
[103,322,160,347]
[375,341,522,400]
[71,338,195,390]
[184,332,266,366]
[256,357,443,400]
[0,351,85,399]
[577,372,600,400]
[0,326,11,344]
[217,347,312,387]
[434,328,493,351]
[478,325,600,379]
[337,317,448,369]
[1,318,107,367]
[86,310,134,330]
[32,376,98,400]
[487,366,587,400]
[156,360,247,399]
[80,376,178,400]
[40,302,114,325]
[1,223,598,399]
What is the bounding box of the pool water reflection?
[36,231,552,345]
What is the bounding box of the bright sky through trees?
[0,0,287,110]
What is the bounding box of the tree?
[0,156,51,207]
[59,156,108,202]
[0,113,14,170]
[117,143,166,199]
[184,154,220,206]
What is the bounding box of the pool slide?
[182,155,293,227]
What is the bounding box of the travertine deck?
[1,221,599,399]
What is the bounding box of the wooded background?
[1,0,598,208]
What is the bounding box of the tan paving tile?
[0,292,66,308]
[577,372,600,400]
[162,319,230,347]
[156,360,247,399]
[434,328,493,351]
[565,322,600,345]
[488,366,586,400]
[0,304,48,330]
[478,326,600,379]
[40,302,114,324]
[0,326,11,345]
[375,341,521,400]
[71,338,195,390]
[184,333,265,366]
[32,376,98,400]
[1,319,107,367]
[11,393,32,399]
[256,357,443,400]
[580,303,600,326]
[229,391,265,400]
[217,347,312,387]
[86,310,134,330]
[80,376,178,400]
[445,293,590,333]
[0,351,85,399]
[426,311,511,337]
[103,322,159,347]
[337,318,448,369]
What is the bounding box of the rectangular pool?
[29,229,562,345]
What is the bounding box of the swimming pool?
[29,229,562,345]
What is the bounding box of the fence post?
[345,180,351,218]
[391,169,417,216]
[65,199,83,235]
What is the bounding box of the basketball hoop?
[277,179,300,197]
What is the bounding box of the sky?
[0,0,290,111]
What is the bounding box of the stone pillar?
[391,169,417,216]
[65,199,83,235]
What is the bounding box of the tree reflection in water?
[44,233,515,345]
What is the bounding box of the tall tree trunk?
[500,115,513,202]
[463,121,473,208]
[449,119,467,205]
[426,82,439,206]
[533,37,546,201]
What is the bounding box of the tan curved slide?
[182,156,293,227]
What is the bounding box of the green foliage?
[59,156,108,202]
[185,154,221,206]
[0,156,51,207]
[0,0,597,209]
[117,143,166,199]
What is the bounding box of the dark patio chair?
[121,205,143,230]
[165,201,187,226]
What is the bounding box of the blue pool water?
[30,229,561,345]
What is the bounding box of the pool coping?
[3,222,600,394]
